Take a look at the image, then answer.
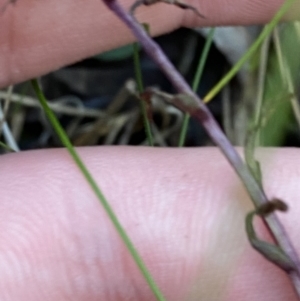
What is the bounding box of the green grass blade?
[133,23,154,146]
[203,0,296,103]
[31,79,166,301]
[192,28,216,93]
[245,123,263,187]
[0,141,15,152]
[258,21,300,146]
[244,31,271,188]
[178,27,215,146]
[273,24,300,127]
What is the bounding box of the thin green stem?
[273,25,300,127]
[178,112,189,146]
[203,0,296,103]
[178,27,215,146]
[192,28,216,92]
[31,79,166,301]
[0,140,15,152]
[133,24,154,146]
[244,31,271,186]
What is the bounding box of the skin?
[0,0,300,300]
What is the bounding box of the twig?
[101,0,300,296]
[0,91,104,118]
[0,85,13,135]
[0,103,19,152]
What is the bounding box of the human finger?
[0,147,299,300]
[0,0,299,87]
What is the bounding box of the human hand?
[1,147,300,300]
[0,0,299,88]
[1,1,300,300]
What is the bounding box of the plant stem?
[178,27,215,147]
[133,25,154,146]
[203,0,296,103]
[31,79,166,301]
[101,0,300,295]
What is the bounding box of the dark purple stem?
[102,0,300,294]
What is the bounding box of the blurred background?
[0,22,300,153]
